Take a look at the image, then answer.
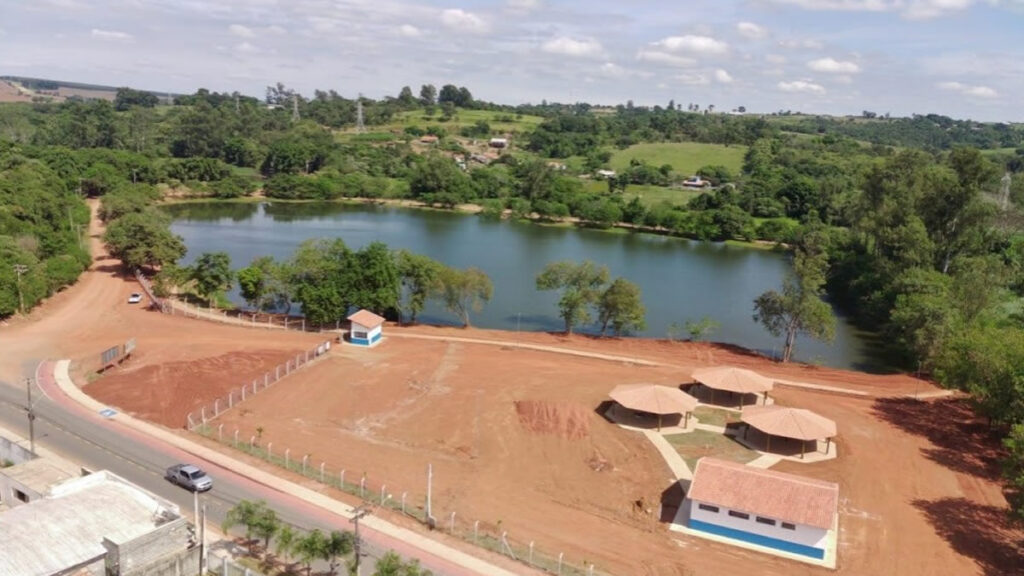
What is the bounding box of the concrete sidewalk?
[51,360,527,576]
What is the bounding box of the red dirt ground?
[2,200,1021,576]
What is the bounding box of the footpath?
[49,360,527,576]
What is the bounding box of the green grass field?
[581,180,699,208]
[609,142,747,176]
[381,108,545,134]
[665,429,759,471]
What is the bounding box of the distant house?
[547,161,567,171]
[685,458,838,560]
[419,135,439,144]
[596,169,617,179]
[488,137,509,149]
[347,309,385,347]
[682,176,710,188]
[470,154,491,165]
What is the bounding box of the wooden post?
[801,440,805,459]
[657,413,662,432]
[826,437,831,454]
[766,434,771,453]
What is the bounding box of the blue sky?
[1,0,1023,121]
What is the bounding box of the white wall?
[688,498,828,549]
[351,322,381,341]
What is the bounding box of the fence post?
[320,462,325,482]
[285,317,289,329]
[360,474,366,497]
[589,565,594,576]
[285,449,290,469]
[228,392,233,409]
[250,435,256,450]
[201,406,206,425]
[214,399,219,415]
[242,386,246,401]
[340,470,345,489]
[252,379,257,393]
[302,319,305,331]
[234,429,239,445]
[276,366,280,380]
[302,454,309,474]
[222,556,227,576]
[267,443,272,460]
[529,541,534,566]
[449,512,456,533]
[474,520,479,544]
[218,424,223,442]
[381,484,387,504]
[401,492,407,514]
[558,553,563,575]
[264,373,269,387]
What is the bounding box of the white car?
[127,293,143,304]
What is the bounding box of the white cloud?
[778,80,826,94]
[766,0,980,19]
[737,22,767,39]
[778,38,824,50]
[808,57,862,73]
[235,41,259,54]
[715,69,734,83]
[91,28,133,41]
[939,80,999,98]
[542,36,603,58]
[440,8,489,33]
[398,24,421,37]
[229,24,255,38]
[653,35,729,55]
[765,54,787,64]
[677,73,710,86]
[636,50,697,67]
[506,0,540,11]
[598,62,628,78]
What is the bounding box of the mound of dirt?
[514,400,591,440]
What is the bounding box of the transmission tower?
[1000,171,1012,211]
[291,93,300,122]
[355,93,365,133]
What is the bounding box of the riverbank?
[159,194,789,250]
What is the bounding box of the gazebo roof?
[691,366,774,394]
[609,384,698,416]
[347,309,386,328]
[740,405,837,441]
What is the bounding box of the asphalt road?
[0,375,444,576]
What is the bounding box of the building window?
[756,516,776,526]
[14,489,28,503]
[698,504,719,513]
[728,510,749,520]
[353,331,368,339]
[781,522,796,530]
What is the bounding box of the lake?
[166,201,883,371]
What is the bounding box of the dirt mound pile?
[514,400,591,440]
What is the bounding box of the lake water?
[166,202,883,371]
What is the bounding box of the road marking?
[99,408,117,418]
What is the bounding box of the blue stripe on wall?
[689,519,825,559]
[371,332,382,343]
[351,337,371,346]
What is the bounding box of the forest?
[0,83,1023,516]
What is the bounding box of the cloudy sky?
[2,0,1023,121]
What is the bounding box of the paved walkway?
[50,360,526,576]
[641,430,693,481]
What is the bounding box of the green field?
[382,108,545,134]
[581,180,700,208]
[665,429,759,471]
[609,142,747,176]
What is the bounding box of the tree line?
[222,499,430,576]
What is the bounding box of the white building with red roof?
[684,458,838,561]
[347,309,385,347]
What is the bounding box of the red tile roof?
[347,309,386,328]
[688,458,838,530]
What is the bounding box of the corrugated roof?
[347,309,386,328]
[687,458,838,530]
[0,471,181,576]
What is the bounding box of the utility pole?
[13,264,28,314]
[351,504,371,576]
[426,462,434,527]
[291,93,300,122]
[25,378,36,455]
[356,93,365,133]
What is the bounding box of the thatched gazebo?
[690,366,774,409]
[741,405,837,458]
[609,384,698,431]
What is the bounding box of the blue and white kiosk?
[347,309,385,347]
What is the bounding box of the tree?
[397,86,416,107]
[275,523,297,565]
[190,252,233,307]
[114,87,159,111]
[251,504,280,555]
[295,529,328,576]
[597,277,646,335]
[419,84,437,106]
[374,551,433,576]
[103,209,186,271]
[396,250,443,323]
[350,242,400,314]
[1004,423,1024,519]
[535,260,609,334]
[237,257,271,309]
[753,239,836,362]
[683,316,720,341]
[324,530,354,576]
[439,266,493,327]
[222,500,268,555]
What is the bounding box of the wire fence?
[195,425,612,576]
[185,339,333,430]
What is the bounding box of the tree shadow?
[913,497,1024,576]
[871,397,1006,482]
